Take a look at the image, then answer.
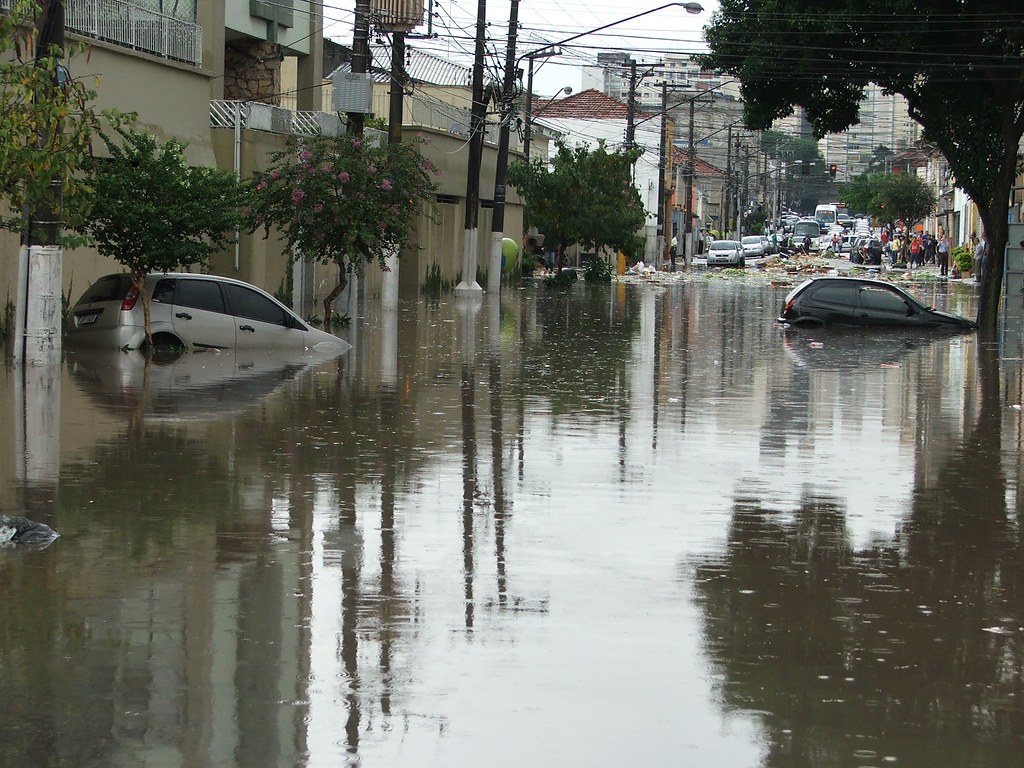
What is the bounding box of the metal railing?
[211,101,349,138]
[57,0,203,66]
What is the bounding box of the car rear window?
[78,274,131,304]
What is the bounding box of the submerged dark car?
[778,276,977,330]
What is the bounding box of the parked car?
[66,273,350,351]
[778,276,977,330]
[705,239,745,267]
[741,235,766,259]
[850,236,868,263]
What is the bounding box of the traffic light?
[829,164,838,178]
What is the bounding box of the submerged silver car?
[66,273,349,352]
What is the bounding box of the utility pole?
[17,0,66,365]
[625,58,637,147]
[457,0,487,295]
[656,82,670,269]
[487,0,519,294]
[348,0,371,135]
[683,96,695,268]
[387,32,406,145]
[723,125,732,238]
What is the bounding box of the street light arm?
[518,2,703,64]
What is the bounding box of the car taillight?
[783,298,795,315]
[121,288,139,311]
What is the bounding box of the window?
[175,279,227,314]
[223,284,289,326]
[80,274,132,303]
[809,283,859,307]
[151,279,176,304]
[858,286,908,313]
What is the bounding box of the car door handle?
[175,312,192,320]
[239,324,255,333]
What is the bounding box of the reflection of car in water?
[782,326,947,371]
[67,346,347,421]
[778,277,977,330]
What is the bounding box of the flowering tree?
[247,134,439,321]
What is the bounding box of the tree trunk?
[976,200,1010,338]
[322,256,348,326]
[132,270,152,354]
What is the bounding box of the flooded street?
[1,276,1022,767]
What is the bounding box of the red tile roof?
[534,88,653,121]
[671,145,726,177]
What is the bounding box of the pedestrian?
[889,236,900,267]
[909,235,922,268]
[670,229,679,270]
[924,233,936,265]
[936,233,950,277]
[973,234,988,281]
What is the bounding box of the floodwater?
[1,275,1022,768]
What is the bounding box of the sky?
[322,0,718,98]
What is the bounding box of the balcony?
[1,0,202,67]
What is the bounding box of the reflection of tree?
[693,348,1023,767]
[515,288,639,416]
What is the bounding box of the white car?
[706,240,745,267]
[66,273,350,352]
[741,236,767,258]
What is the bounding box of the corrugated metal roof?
[328,45,472,88]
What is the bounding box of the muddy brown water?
[1,276,1021,767]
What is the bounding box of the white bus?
[814,204,838,229]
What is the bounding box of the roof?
[328,45,472,88]
[534,88,653,121]
[670,146,726,178]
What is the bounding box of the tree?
[247,133,439,321]
[508,141,647,270]
[702,0,1024,333]
[841,172,936,261]
[77,127,247,350]
[865,145,895,174]
[1,0,128,237]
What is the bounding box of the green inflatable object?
[501,238,519,272]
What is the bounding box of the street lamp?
[519,2,705,159]
[523,85,571,161]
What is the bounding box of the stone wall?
[223,41,282,104]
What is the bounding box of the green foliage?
[543,269,578,289]
[80,126,246,275]
[700,0,1024,331]
[247,133,439,274]
[865,145,894,174]
[839,173,936,229]
[582,256,612,283]
[0,294,13,342]
[423,262,453,295]
[951,245,973,276]
[508,140,646,258]
[77,126,247,349]
[0,0,132,239]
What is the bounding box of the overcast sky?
[323,0,717,97]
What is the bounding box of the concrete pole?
[457,0,487,296]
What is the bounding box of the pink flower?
[367,163,377,176]
[269,170,280,180]
[242,206,252,217]
[389,205,400,215]
[380,179,393,191]
[321,162,333,173]
[338,171,350,183]
[256,181,267,191]
[313,203,323,213]
[291,189,305,204]
[351,139,362,149]
[299,149,312,163]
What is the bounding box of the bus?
[814,204,838,230]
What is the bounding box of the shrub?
[582,256,613,283]
[951,245,973,276]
